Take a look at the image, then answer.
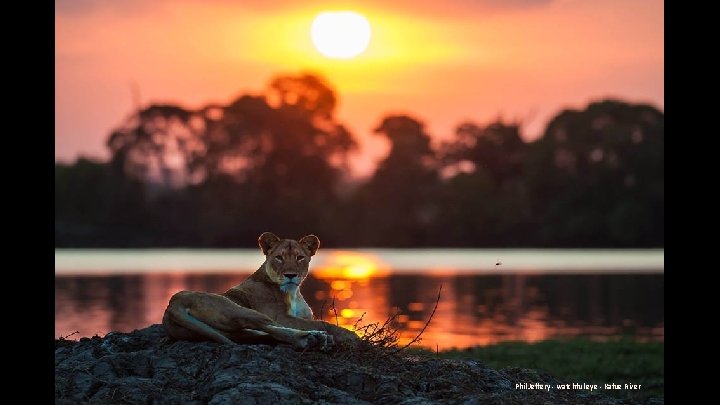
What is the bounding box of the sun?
[311,11,371,59]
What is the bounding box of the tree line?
[55,73,663,248]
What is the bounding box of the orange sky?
[55,0,663,178]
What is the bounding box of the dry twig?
[353,307,401,348]
[60,331,79,340]
[392,283,442,354]
[352,312,367,331]
[331,295,339,326]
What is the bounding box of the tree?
[436,120,532,246]
[55,158,150,246]
[97,72,358,246]
[107,104,205,190]
[441,120,526,186]
[56,73,663,248]
[55,158,110,245]
[267,73,337,120]
[351,115,441,246]
[525,99,664,246]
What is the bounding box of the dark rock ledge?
[55,325,661,404]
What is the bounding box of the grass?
[411,338,664,400]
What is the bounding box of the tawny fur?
[162,232,359,350]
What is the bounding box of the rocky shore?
[55,325,661,404]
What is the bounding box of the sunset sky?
[55,0,663,177]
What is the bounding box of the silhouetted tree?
[56,158,109,244]
[436,120,532,246]
[441,120,526,186]
[351,115,441,246]
[93,73,357,246]
[107,105,204,190]
[524,99,664,246]
[225,74,356,241]
[55,74,663,248]
[55,158,149,246]
[267,73,338,120]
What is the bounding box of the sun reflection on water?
[314,251,391,280]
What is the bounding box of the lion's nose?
[284,274,297,280]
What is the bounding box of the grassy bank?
[412,338,663,400]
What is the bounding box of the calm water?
[55,249,664,349]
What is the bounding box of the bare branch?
[331,295,339,326]
[60,331,80,340]
[352,312,367,331]
[392,283,442,354]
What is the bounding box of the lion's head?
[258,232,320,293]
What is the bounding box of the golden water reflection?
[55,270,664,349]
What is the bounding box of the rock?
[209,383,301,405]
[54,324,660,404]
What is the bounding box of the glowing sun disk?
[311,11,371,59]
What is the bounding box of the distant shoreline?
[55,248,664,275]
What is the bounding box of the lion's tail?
[164,305,235,345]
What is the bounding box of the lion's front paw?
[294,330,334,351]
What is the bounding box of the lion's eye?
[274,256,283,263]
[297,255,305,262]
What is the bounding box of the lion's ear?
[299,235,320,256]
[258,232,281,255]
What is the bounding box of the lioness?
[162,232,359,350]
